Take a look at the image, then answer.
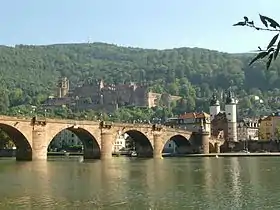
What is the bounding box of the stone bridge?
[0,115,224,161]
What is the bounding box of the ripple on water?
[1,157,280,209]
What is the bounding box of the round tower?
[209,93,220,121]
[225,88,237,141]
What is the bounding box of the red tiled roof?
[179,112,210,119]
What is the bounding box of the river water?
[0,156,279,210]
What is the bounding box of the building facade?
[112,133,128,153]
[50,129,81,149]
[177,112,211,133]
[237,118,259,141]
[259,113,280,141]
[44,78,181,112]
[211,112,228,139]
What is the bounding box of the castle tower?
[225,88,237,141]
[57,77,69,98]
[209,92,220,121]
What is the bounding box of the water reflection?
[229,157,242,209]
[29,161,52,209]
[2,157,280,209]
[100,159,130,209]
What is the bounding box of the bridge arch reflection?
[48,127,101,159]
[0,123,32,160]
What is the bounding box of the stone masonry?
[0,115,224,161]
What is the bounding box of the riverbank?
[47,152,82,156]
[162,152,280,158]
[47,152,131,157]
[2,151,280,158]
[47,152,280,158]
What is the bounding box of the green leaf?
[233,22,246,26]
[249,51,269,66]
[274,40,280,60]
[259,14,268,27]
[267,34,279,49]
[265,16,280,28]
[268,48,275,54]
[266,53,273,70]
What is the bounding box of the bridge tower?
[209,92,220,121]
[225,88,237,142]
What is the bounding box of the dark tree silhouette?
[234,15,280,69]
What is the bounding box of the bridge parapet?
[45,118,100,126]
[0,115,31,122]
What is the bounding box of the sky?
[1,0,279,53]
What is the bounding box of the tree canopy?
[0,42,279,120]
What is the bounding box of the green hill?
[0,42,279,118]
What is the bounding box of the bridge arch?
[0,123,32,160]
[120,129,153,158]
[162,134,192,154]
[47,126,101,159]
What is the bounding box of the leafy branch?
[233,14,280,69]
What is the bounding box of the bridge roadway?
[0,115,224,161]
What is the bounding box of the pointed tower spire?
[209,90,220,121]
[225,86,237,141]
[225,87,236,104]
[210,91,220,106]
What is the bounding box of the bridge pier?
[200,131,210,154]
[214,142,220,153]
[153,132,163,159]
[101,131,113,160]
[194,131,210,154]
[32,128,48,160]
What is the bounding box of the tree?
[0,130,14,149]
[0,89,10,113]
[233,15,280,69]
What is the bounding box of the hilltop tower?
[209,92,220,121]
[57,77,70,98]
[225,87,237,141]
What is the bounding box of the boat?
[63,150,70,157]
[130,151,137,157]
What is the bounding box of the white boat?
[130,151,137,157]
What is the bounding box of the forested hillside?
[0,42,279,118]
